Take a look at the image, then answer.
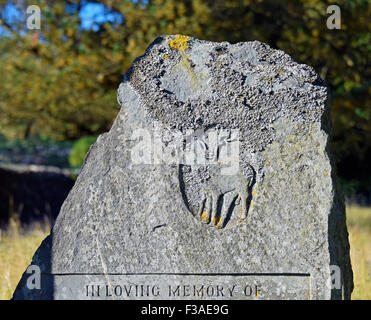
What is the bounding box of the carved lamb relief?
[179,128,255,229]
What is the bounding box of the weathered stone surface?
[13,35,353,300]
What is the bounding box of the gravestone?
[13,35,353,300]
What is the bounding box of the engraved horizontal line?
[42,272,311,277]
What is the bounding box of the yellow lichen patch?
[252,190,257,196]
[163,54,169,60]
[200,211,208,222]
[168,35,190,51]
[212,217,223,229]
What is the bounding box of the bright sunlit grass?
[0,217,50,300]
[347,206,371,300]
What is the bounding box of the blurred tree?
[0,0,370,192]
[0,0,125,140]
[0,0,213,140]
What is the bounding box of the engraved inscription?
[48,274,311,300]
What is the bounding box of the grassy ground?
[347,206,371,299]
[0,206,370,300]
[0,217,50,300]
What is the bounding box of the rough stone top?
[121,34,327,127]
[118,34,328,181]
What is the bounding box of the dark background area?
[0,164,75,227]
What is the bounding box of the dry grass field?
[0,206,370,300]
[346,206,371,299]
[0,217,51,300]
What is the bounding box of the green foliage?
[68,135,97,167]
